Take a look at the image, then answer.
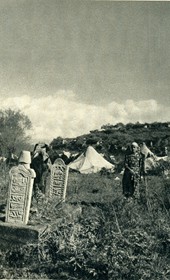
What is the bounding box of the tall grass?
[0,167,169,279]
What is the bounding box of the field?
[0,166,170,280]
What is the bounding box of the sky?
[0,0,170,143]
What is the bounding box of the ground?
[0,167,170,279]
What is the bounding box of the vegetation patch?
[0,166,170,279]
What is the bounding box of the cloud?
[0,91,169,143]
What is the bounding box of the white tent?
[140,143,154,158]
[68,146,114,174]
[140,143,169,171]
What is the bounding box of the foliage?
[0,162,170,279]
[0,109,32,156]
[50,122,170,160]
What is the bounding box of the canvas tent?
[68,146,114,174]
[140,143,154,158]
[140,143,156,171]
[140,143,169,172]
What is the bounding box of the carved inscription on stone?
[6,164,36,225]
[49,158,69,201]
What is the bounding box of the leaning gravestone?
[49,158,69,201]
[6,164,36,225]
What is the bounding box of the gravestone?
[6,164,36,225]
[49,158,69,201]
[0,221,48,250]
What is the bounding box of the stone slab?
[48,158,69,201]
[6,164,36,225]
[0,220,47,251]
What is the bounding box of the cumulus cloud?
[0,91,169,143]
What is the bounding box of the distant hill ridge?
[50,122,170,158]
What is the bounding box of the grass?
[0,166,170,279]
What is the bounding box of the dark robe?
[122,152,141,198]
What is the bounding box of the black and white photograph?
[0,0,170,279]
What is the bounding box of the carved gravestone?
[49,158,69,201]
[6,164,36,225]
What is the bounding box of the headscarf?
[131,142,139,148]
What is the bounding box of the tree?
[50,137,64,150]
[0,109,32,156]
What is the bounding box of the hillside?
[50,122,170,159]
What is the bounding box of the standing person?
[122,142,141,198]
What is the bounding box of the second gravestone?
[49,158,69,202]
[6,151,36,225]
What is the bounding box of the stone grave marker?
[6,164,36,225]
[49,158,69,201]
